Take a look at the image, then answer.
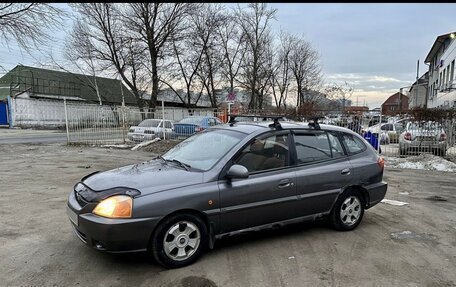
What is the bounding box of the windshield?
[179,117,205,124]
[138,119,160,127]
[162,129,244,171]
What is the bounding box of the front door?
[218,131,300,233]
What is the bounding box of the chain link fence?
[64,103,456,157]
[65,102,227,145]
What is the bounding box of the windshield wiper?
[169,159,191,171]
[154,155,167,163]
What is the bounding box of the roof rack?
[227,114,285,130]
[308,116,323,130]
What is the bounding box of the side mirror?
[226,164,249,179]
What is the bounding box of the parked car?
[173,116,223,138]
[366,121,405,144]
[127,119,174,142]
[67,120,387,268]
[399,121,447,156]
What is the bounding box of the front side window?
[294,132,332,164]
[235,134,289,173]
[327,132,345,158]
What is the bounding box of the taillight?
[404,132,412,141]
[195,127,203,132]
[377,156,385,170]
[440,133,447,141]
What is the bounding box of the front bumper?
[127,132,156,142]
[365,181,388,209]
[67,191,161,253]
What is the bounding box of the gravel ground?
[0,143,455,287]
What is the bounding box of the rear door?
[341,132,382,185]
[292,130,353,216]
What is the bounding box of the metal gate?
[0,102,8,125]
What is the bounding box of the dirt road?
[0,143,455,286]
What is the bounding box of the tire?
[329,190,365,231]
[150,213,208,269]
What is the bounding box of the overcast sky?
[1,3,455,108]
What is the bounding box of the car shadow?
[89,219,330,270]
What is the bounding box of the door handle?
[278,179,292,188]
[341,168,351,175]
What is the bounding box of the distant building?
[0,65,136,105]
[0,65,136,128]
[381,92,409,116]
[344,105,369,116]
[408,71,429,108]
[425,32,456,109]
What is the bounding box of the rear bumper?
[67,192,161,253]
[365,181,388,209]
[400,142,446,150]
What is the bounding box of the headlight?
[93,195,132,218]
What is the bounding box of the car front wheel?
[150,214,208,269]
[329,190,365,231]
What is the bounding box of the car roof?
[213,120,357,135]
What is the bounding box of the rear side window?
[327,132,345,158]
[294,133,332,164]
[342,133,366,155]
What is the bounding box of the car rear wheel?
[150,214,208,269]
[329,190,365,231]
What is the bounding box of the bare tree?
[68,3,147,110]
[126,3,193,112]
[218,9,247,99]
[161,33,206,108]
[288,35,322,107]
[0,3,64,51]
[235,3,277,110]
[194,4,225,108]
[161,4,223,108]
[271,31,293,109]
[323,81,354,111]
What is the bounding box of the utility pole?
[416,59,419,107]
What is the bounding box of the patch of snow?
[381,199,408,206]
[131,138,161,151]
[384,154,456,172]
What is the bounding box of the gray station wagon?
[67,118,388,268]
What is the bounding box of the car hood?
[82,159,204,195]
